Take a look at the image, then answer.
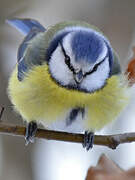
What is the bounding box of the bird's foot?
[83,131,94,151]
[25,121,37,145]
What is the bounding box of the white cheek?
[49,46,74,85]
[96,42,108,63]
[80,58,110,92]
[62,34,74,57]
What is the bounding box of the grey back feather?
[111,51,121,75]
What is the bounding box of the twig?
[0,123,135,149]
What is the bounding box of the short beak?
[74,70,83,84]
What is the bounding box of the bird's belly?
[8,66,130,132]
[42,108,85,133]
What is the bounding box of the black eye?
[60,41,75,73]
[84,59,105,76]
[84,64,98,76]
[92,64,98,71]
[65,55,75,73]
[65,55,71,66]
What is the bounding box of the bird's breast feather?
[8,64,130,130]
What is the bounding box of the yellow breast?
[8,64,130,130]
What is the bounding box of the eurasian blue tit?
[7,18,131,150]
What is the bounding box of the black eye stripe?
[60,41,108,76]
[84,57,107,76]
[60,42,75,73]
[60,41,67,57]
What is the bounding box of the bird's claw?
[25,121,37,145]
[83,131,94,151]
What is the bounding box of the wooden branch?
[0,123,135,149]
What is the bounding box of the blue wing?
[7,18,46,62]
[6,18,46,35]
[7,18,46,81]
[17,28,43,81]
[17,27,42,62]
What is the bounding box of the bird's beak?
[74,70,83,84]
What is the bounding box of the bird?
[7,18,131,150]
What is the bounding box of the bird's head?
[47,27,113,93]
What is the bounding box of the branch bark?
[0,123,135,149]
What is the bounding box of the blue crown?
[71,31,105,63]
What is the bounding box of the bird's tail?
[6,18,46,35]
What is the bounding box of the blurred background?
[1,0,135,179]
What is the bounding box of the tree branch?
[0,123,135,149]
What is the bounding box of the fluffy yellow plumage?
[8,63,130,131]
[7,18,134,149]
